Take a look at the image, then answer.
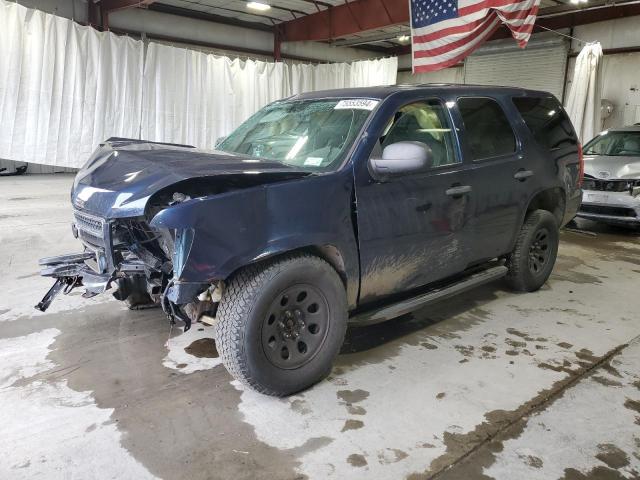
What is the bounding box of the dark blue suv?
[37,85,583,395]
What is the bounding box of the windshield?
[216,99,377,170]
[583,131,640,157]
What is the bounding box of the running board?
[350,265,508,325]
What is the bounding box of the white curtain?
[0,0,144,168]
[143,43,398,148]
[289,56,397,95]
[565,42,603,143]
[0,1,397,166]
[142,44,291,148]
[142,45,234,149]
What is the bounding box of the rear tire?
[505,209,559,292]
[214,253,347,396]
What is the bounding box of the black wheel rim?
[261,284,330,370]
[528,227,551,275]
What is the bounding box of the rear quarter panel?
[508,93,582,229]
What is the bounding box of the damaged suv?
[37,86,582,395]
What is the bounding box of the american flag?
[410,0,541,73]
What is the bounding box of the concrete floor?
[1,174,639,480]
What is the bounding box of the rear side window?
[458,97,517,160]
[512,96,577,150]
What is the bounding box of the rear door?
[511,95,581,225]
[354,97,474,305]
[452,96,526,262]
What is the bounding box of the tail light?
[577,143,584,187]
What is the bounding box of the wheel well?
[526,188,565,225]
[299,245,348,289]
[226,245,349,290]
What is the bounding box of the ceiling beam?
[282,0,408,42]
[100,0,157,30]
[332,30,409,47]
[147,3,274,31]
[101,0,157,12]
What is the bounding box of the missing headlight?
[172,228,195,278]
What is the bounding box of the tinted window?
[379,100,458,167]
[458,97,516,160]
[583,130,640,156]
[513,96,577,150]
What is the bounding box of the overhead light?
[247,1,271,11]
[398,35,410,42]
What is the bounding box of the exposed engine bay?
[36,201,220,331]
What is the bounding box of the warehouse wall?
[572,16,640,51]
[396,67,464,85]
[566,17,640,130]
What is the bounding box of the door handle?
[514,169,534,181]
[445,185,472,197]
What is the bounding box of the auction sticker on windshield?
[334,99,379,110]
[304,157,324,166]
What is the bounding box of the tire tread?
[505,209,558,292]
[215,253,341,396]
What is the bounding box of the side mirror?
[369,141,432,181]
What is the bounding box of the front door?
[354,99,473,305]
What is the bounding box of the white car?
[577,126,640,227]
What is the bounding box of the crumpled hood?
[584,154,640,180]
[72,138,311,218]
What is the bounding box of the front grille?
[579,204,637,218]
[74,210,104,236]
[74,209,106,248]
[582,178,640,192]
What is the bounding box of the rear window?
[458,97,517,160]
[512,96,577,150]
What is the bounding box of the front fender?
[149,173,360,308]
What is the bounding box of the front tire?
[214,253,347,396]
[505,209,559,292]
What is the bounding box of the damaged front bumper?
[577,188,640,226]
[35,209,213,331]
[35,251,143,312]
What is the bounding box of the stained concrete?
[0,174,639,479]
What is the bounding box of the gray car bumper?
[577,189,640,226]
